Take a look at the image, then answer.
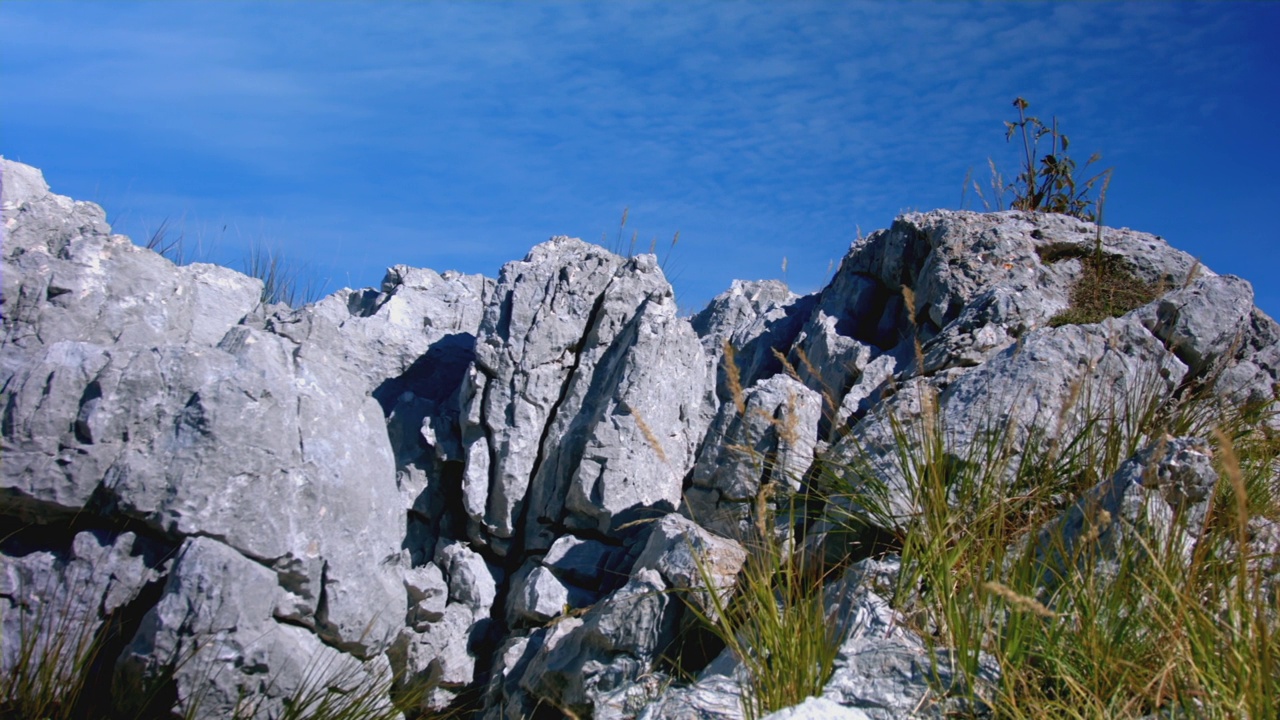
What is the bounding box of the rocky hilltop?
[2,158,1277,719]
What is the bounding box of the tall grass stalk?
[244,242,321,308]
[1,583,105,720]
[821,360,1279,718]
[686,500,845,720]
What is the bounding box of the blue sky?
[3,2,1278,318]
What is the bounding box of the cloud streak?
[2,1,1274,315]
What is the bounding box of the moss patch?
[1037,243,1159,327]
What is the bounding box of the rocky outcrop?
[3,158,1277,719]
[459,237,715,557]
[1,159,481,714]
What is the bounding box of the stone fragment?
[1035,436,1219,589]
[687,375,824,537]
[820,558,997,720]
[435,541,498,620]
[115,537,391,720]
[508,563,571,625]
[458,238,714,555]
[542,533,629,587]
[693,279,816,395]
[633,514,746,620]
[762,697,872,720]
[517,568,674,717]
[1142,274,1255,376]
[404,563,449,629]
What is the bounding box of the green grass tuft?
[1038,243,1160,327]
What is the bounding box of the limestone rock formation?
[3,157,1277,719]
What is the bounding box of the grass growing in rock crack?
[815,359,1280,718]
[1,578,107,720]
[221,652,418,720]
[685,494,847,720]
[682,350,849,720]
[244,241,325,308]
[1,591,429,720]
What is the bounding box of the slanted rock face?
[692,279,816,399]
[460,237,715,555]
[116,536,393,720]
[1034,436,1220,588]
[686,374,824,538]
[799,210,1275,535]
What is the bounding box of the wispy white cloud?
[1,1,1274,314]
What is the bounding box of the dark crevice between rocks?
[76,552,173,719]
[705,293,819,400]
[515,282,614,565]
[73,380,103,444]
[834,273,899,351]
[0,518,176,571]
[0,523,178,720]
[657,615,726,681]
[373,334,478,567]
[2,477,177,555]
[1,376,17,437]
[172,392,209,449]
[372,333,477,417]
[493,284,515,343]
[402,459,469,567]
[311,560,354,655]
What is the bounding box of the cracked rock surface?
[4,158,1278,718]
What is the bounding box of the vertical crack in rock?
[517,282,613,557]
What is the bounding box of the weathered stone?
[459,238,715,554]
[542,533,629,588]
[5,160,1279,720]
[687,375,824,537]
[763,697,872,720]
[634,514,746,620]
[693,279,816,397]
[638,671,744,720]
[435,540,498,621]
[507,562,581,625]
[1035,437,1219,589]
[820,557,996,720]
[390,603,481,706]
[832,315,1188,529]
[1142,274,1255,377]
[404,562,449,629]
[0,529,168,681]
[115,536,392,720]
[517,567,674,717]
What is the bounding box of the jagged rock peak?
[3,159,1277,719]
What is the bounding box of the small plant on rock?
[1005,97,1112,221]
[967,98,1113,222]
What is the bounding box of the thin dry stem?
[984,581,1064,620]
[724,341,746,415]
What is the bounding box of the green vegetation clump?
[966,98,1113,223]
[1037,242,1160,326]
[1004,97,1112,222]
[685,499,845,720]
[694,342,1280,719]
